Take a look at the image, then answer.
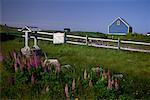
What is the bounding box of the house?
[108,17,132,35]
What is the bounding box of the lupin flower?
[19,59,24,72]
[12,51,18,72]
[89,79,93,87]
[72,79,75,91]
[111,78,114,85]
[29,56,32,66]
[16,56,24,72]
[16,57,21,65]
[56,62,61,73]
[115,78,119,90]
[33,53,39,69]
[107,77,112,90]
[27,59,31,71]
[84,69,87,80]
[14,61,18,72]
[13,50,17,60]
[46,85,49,92]
[102,70,107,80]
[31,73,35,85]
[107,69,110,78]
[65,83,69,98]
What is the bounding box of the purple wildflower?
[72,79,75,91]
[31,73,35,85]
[107,77,112,90]
[65,83,69,98]
[84,69,87,80]
[89,79,93,87]
[115,78,119,90]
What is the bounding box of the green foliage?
[1,54,127,99]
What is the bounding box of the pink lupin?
[13,50,17,60]
[111,78,114,85]
[56,62,61,73]
[30,56,34,66]
[33,53,38,68]
[16,57,24,72]
[31,73,35,85]
[107,77,112,90]
[84,69,87,80]
[65,83,69,98]
[72,79,75,91]
[115,78,119,90]
[13,51,18,72]
[20,60,24,72]
[102,70,107,80]
[14,61,18,72]
[33,53,40,69]
[16,57,21,66]
[107,69,110,78]
[27,59,31,71]
[89,79,93,87]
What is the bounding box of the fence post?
[118,38,120,50]
[86,35,88,45]
[64,32,67,43]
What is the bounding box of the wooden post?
[86,35,88,45]
[118,38,120,50]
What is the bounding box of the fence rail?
[89,37,118,42]
[37,31,54,35]
[67,35,86,39]
[121,40,150,46]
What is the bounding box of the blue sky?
[1,0,150,33]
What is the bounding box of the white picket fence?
[23,31,150,53]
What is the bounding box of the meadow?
[1,37,150,99]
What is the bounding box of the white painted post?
[86,35,88,45]
[25,31,30,49]
[33,36,40,49]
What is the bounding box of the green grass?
[1,38,150,80]
[1,38,150,99]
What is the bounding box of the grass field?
[1,38,150,79]
[1,37,150,99]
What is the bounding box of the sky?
[1,0,150,33]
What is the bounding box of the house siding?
[109,19,128,34]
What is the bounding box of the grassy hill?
[1,24,150,42]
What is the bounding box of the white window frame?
[117,20,120,25]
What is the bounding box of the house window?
[117,20,120,25]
